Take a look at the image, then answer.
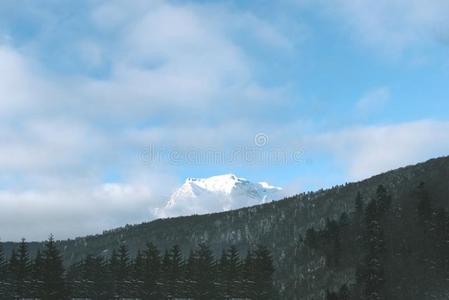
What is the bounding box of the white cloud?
[0,47,42,115]
[81,2,290,121]
[311,120,449,180]
[0,172,177,241]
[0,1,295,241]
[302,0,449,55]
[0,119,96,174]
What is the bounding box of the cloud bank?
[0,0,448,241]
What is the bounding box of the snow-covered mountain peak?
[156,174,283,218]
[185,174,246,194]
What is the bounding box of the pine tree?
[133,250,145,297]
[253,245,275,300]
[224,245,242,299]
[363,199,386,300]
[354,192,365,288]
[194,243,217,299]
[160,249,172,297]
[81,255,99,298]
[11,238,32,298]
[8,249,19,282]
[67,257,85,298]
[242,250,255,299]
[142,242,162,298]
[185,249,198,298]
[76,255,110,300]
[40,235,67,300]
[0,241,9,297]
[31,250,44,297]
[413,182,434,298]
[217,249,228,297]
[324,219,341,267]
[0,242,7,280]
[108,249,119,297]
[114,244,131,297]
[167,245,184,298]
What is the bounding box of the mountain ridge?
[3,155,449,299]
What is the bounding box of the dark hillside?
[4,156,449,299]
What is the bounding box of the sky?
[1,0,449,241]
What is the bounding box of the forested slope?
[4,156,449,299]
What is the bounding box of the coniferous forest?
[303,183,449,300]
[0,238,274,299]
[2,159,449,299]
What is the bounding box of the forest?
[0,239,274,299]
[2,160,449,299]
[304,183,449,300]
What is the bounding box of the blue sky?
[1,0,449,241]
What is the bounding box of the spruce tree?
[168,245,184,297]
[0,242,9,297]
[142,242,162,298]
[224,245,242,298]
[66,258,84,298]
[81,255,98,298]
[76,255,110,300]
[11,238,32,298]
[194,243,217,299]
[354,192,365,287]
[40,235,67,300]
[0,242,6,280]
[109,248,119,297]
[253,245,275,300]
[363,199,386,300]
[184,249,197,298]
[8,249,19,291]
[114,244,131,297]
[160,249,172,297]
[242,250,255,299]
[217,249,228,297]
[133,250,145,297]
[31,250,44,297]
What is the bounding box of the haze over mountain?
[156,174,283,218]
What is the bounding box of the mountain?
[4,155,449,299]
[156,174,283,217]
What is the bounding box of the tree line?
[304,183,449,300]
[0,237,275,299]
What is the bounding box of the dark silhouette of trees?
[304,183,449,300]
[0,240,274,298]
[142,242,162,298]
[0,242,9,297]
[40,235,67,300]
[9,238,32,298]
[221,245,242,298]
[253,245,275,299]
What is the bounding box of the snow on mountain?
[155,174,283,218]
